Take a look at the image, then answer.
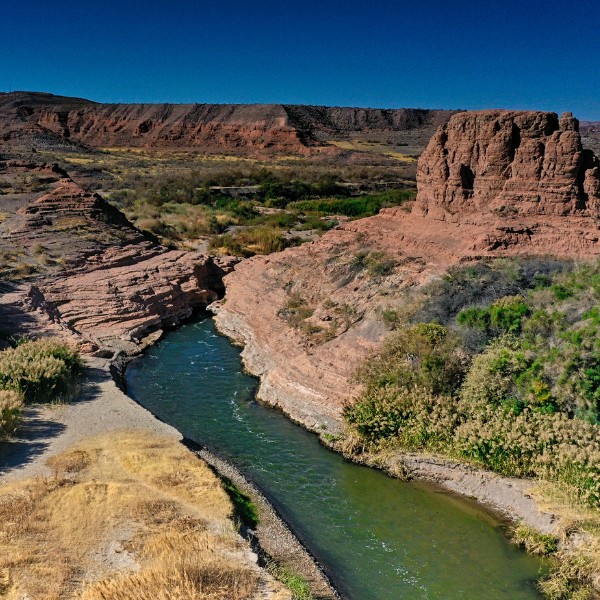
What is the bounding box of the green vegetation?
[220,476,259,529]
[346,261,600,503]
[266,561,314,600]
[344,259,600,597]
[0,339,82,439]
[99,157,416,256]
[289,189,414,217]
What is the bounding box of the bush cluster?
[0,389,23,439]
[0,339,82,404]
[346,260,600,507]
[289,189,414,217]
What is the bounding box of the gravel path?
[0,357,180,484]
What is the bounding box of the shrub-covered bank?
[0,339,82,439]
[344,259,600,598]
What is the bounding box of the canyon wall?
[215,110,600,432]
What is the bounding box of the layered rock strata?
[0,91,456,155]
[0,162,229,354]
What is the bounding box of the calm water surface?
[126,318,543,600]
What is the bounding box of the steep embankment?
[0,91,456,155]
[0,160,231,355]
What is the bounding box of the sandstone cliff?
[0,91,456,156]
[0,161,230,354]
[214,110,600,431]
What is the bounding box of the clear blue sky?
[1,0,599,119]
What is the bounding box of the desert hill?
[0,91,457,156]
[214,109,600,430]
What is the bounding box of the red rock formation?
[415,110,600,222]
[0,92,456,155]
[215,110,600,432]
[0,162,231,354]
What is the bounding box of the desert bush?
[0,339,82,403]
[539,546,599,599]
[348,259,600,506]
[511,522,558,556]
[359,323,466,396]
[458,296,529,335]
[413,259,569,327]
[346,378,600,504]
[0,389,23,439]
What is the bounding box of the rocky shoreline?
[192,446,340,600]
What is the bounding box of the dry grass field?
[0,430,288,599]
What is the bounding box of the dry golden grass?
[326,140,417,162]
[0,431,263,600]
[531,482,600,597]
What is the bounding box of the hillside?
[0,91,457,157]
[214,109,600,429]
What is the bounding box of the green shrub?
[360,323,465,397]
[488,296,529,334]
[0,389,23,439]
[266,562,313,600]
[0,340,82,404]
[220,477,259,529]
[457,296,529,336]
[457,307,490,330]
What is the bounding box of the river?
[126,317,543,600]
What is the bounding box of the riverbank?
[211,303,558,534]
[0,357,336,599]
[211,301,600,596]
[195,447,339,600]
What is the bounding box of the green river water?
[125,318,544,600]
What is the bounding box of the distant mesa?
[0,91,457,156]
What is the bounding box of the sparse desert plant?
[277,292,314,328]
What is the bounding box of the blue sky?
[1,0,599,119]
